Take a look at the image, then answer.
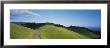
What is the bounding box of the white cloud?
[10,9,41,17]
[24,10,41,16]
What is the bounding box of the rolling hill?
[38,25,91,39]
[10,23,36,39]
[10,22,100,39]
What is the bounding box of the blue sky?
[10,9,101,27]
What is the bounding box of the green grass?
[70,29,100,38]
[10,23,99,39]
[38,25,91,39]
[10,23,36,39]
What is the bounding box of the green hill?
[67,26,100,39]
[38,25,91,39]
[10,22,100,39]
[10,23,36,39]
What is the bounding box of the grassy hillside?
[38,25,92,39]
[10,23,36,39]
[67,27,100,39]
[71,29,100,39]
[10,22,100,39]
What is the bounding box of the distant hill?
[10,22,101,39]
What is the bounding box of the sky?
[10,9,101,28]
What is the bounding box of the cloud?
[24,10,41,16]
[10,9,41,17]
